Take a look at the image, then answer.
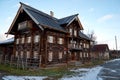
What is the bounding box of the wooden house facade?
[91,44,109,60]
[6,2,91,68]
[0,38,14,64]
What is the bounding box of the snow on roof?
[0,37,14,45]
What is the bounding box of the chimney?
[50,11,54,17]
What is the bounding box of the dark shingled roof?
[92,44,109,52]
[58,14,79,25]
[79,31,91,40]
[21,2,66,32]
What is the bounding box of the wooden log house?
[6,2,91,68]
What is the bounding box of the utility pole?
[115,36,118,51]
[115,36,118,58]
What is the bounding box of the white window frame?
[15,51,18,57]
[27,36,31,43]
[59,52,63,59]
[69,28,72,35]
[58,38,63,44]
[21,37,25,44]
[48,51,53,62]
[80,52,82,58]
[74,29,77,36]
[48,36,54,43]
[34,51,38,59]
[16,38,19,44]
[20,51,23,58]
[34,35,40,43]
[26,51,30,58]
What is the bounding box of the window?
[34,35,40,43]
[86,44,89,48]
[83,53,86,57]
[34,51,38,59]
[20,51,23,58]
[58,38,64,44]
[26,51,30,58]
[15,51,18,57]
[18,21,27,30]
[21,37,25,44]
[48,51,53,61]
[27,36,31,43]
[48,36,54,43]
[74,30,77,36]
[80,52,82,58]
[59,52,63,59]
[69,28,72,35]
[86,53,89,57]
[16,38,19,44]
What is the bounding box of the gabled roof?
[21,2,66,32]
[7,2,84,34]
[92,44,109,52]
[0,38,14,45]
[58,14,83,29]
[79,31,91,41]
[58,14,78,25]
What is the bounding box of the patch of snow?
[61,66,103,80]
[105,58,120,63]
[2,76,47,80]
[70,68,90,72]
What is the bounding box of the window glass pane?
[34,35,40,43]
[15,51,18,57]
[69,28,72,35]
[21,37,25,43]
[21,51,23,58]
[27,51,30,58]
[48,36,53,43]
[48,51,53,61]
[34,51,38,59]
[74,30,77,36]
[58,38,64,44]
[27,36,31,43]
[16,38,19,44]
[59,52,62,59]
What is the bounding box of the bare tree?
[87,30,97,45]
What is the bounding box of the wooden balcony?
[68,43,83,50]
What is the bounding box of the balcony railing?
[68,43,82,50]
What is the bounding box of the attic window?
[18,21,32,31]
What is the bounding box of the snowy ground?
[2,66,103,80]
[60,66,103,80]
[2,59,120,80]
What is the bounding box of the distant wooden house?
[6,2,91,68]
[91,44,109,60]
[109,50,120,59]
[0,38,14,63]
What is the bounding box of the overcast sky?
[0,0,120,49]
